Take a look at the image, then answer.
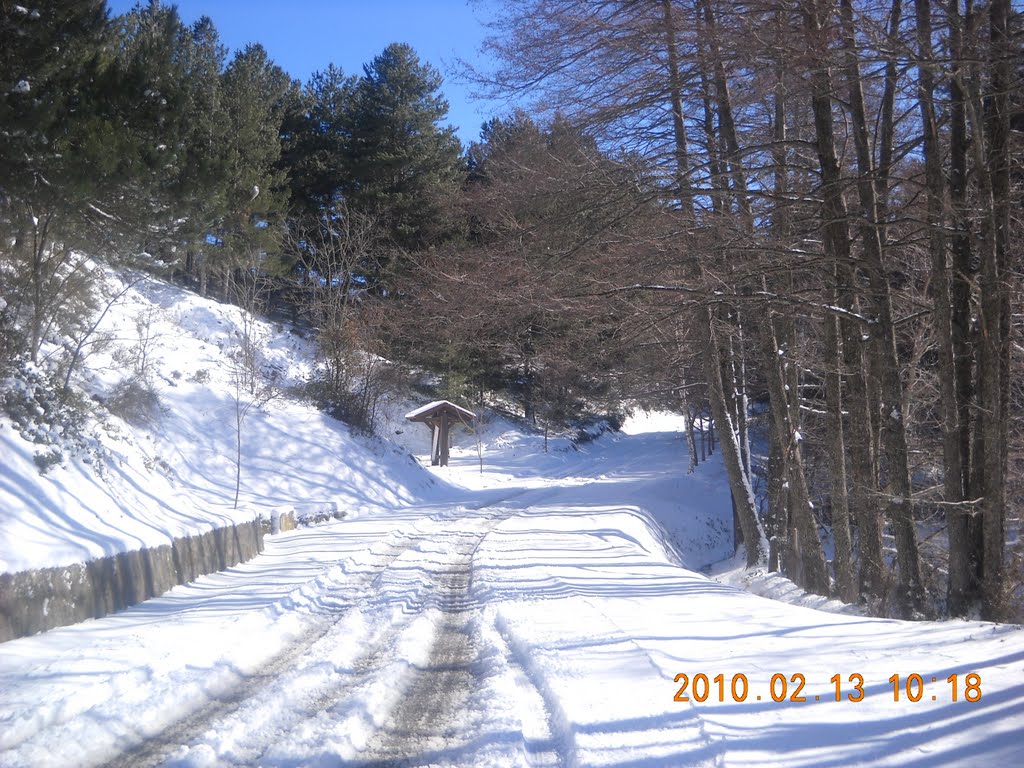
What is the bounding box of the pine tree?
[280,63,358,219]
[107,3,228,251]
[0,0,112,243]
[345,43,464,268]
[205,43,294,299]
[0,1,126,365]
[168,16,231,241]
[219,44,292,223]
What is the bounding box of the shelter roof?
[404,400,476,423]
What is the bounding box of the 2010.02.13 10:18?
[672,672,983,703]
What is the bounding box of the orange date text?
[672,673,982,703]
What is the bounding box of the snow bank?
[0,271,445,576]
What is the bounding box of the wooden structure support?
[404,400,476,467]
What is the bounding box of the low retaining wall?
[262,508,297,535]
[260,502,343,534]
[0,518,264,643]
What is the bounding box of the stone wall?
[0,517,264,643]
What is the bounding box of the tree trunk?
[766,426,788,572]
[946,0,983,611]
[681,376,699,473]
[802,0,886,603]
[976,0,1011,619]
[703,309,769,566]
[914,0,972,615]
[758,301,830,595]
[875,0,903,229]
[661,0,766,567]
[838,0,923,616]
[824,302,857,602]
[946,0,975,452]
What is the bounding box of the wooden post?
[439,411,451,466]
[430,420,441,465]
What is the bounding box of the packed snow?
[1,273,1022,767]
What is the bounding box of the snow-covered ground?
[1,274,1023,766]
[0,272,443,574]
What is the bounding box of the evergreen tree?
[202,43,294,298]
[0,1,133,366]
[0,0,113,245]
[345,43,464,267]
[108,3,227,251]
[219,44,292,224]
[109,11,294,290]
[167,15,230,240]
[280,63,358,220]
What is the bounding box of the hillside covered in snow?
[0,270,444,576]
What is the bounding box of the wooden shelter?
[404,400,476,467]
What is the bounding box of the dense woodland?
[0,0,1021,621]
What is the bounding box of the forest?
[0,0,1021,621]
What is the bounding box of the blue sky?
[106,0,507,147]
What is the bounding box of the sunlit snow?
[0,273,1021,767]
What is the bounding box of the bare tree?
[222,247,281,509]
[459,0,1021,614]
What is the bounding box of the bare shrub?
[309,303,396,435]
[105,378,164,427]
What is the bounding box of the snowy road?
[2,416,1023,767]
[96,511,516,767]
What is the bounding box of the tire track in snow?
[96,516,481,768]
[94,510,524,768]
[350,514,510,766]
[487,610,574,768]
